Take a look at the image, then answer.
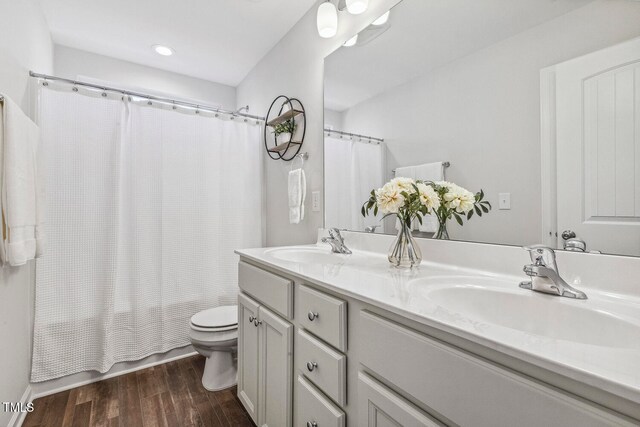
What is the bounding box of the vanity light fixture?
[372,10,390,25]
[346,0,369,15]
[152,45,174,56]
[343,34,358,47]
[317,1,338,38]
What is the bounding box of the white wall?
[339,0,640,245]
[237,0,400,246]
[324,108,344,131]
[54,45,237,109]
[0,0,52,425]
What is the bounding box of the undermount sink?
[419,284,640,349]
[265,247,358,265]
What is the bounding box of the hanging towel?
[0,95,45,266]
[288,168,306,224]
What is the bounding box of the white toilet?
[188,305,238,391]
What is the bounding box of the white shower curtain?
[31,84,263,382]
[324,136,384,231]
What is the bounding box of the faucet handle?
[328,228,344,243]
[522,245,557,267]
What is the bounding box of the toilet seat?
[190,305,238,330]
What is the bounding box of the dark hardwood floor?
[23,355,254,427]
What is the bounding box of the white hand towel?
[1,95,45,266]
[288,168,306,224]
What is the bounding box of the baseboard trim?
[7,385,33,427]
[31,350,198,399]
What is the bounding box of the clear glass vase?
[388,222,422,268]
[434,217,450,240]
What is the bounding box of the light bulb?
[372,11,390,26]
[346,0,368,15]
[317,2,338,38]
[343,34,358,47]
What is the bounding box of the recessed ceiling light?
[152,45,174,56]
[343,34,358,47]
[372,11,390,26]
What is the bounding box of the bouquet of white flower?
[361,177,491,268]
[360,177,440,228]
[430,181,491,239]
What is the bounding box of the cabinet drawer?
[296,329,347,406]
[295,375,345,427]
[238,261,292,319]
[295,284,347,351]
[359,310,632,427]
[358,372,443,427]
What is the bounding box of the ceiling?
[324,0,595,112]
[36,0,317,86]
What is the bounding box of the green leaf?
[483,201,492,210]
[474,205,481,216]
[481,204,489,213]
[480,189,485,200]
[467,210,474,220]
[416,215,423,225]
[374,205,378,216]
[361,206,366,217]
[453,212,463,226]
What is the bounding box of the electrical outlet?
[498,193,511,210]
[312,191,321,212]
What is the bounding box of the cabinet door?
[259,305,293,427]
[238,293,260,424]
[358,372,443,427]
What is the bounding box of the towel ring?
[291,152,308,171]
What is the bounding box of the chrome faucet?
[322,228,352,254]
[364,225,379,233]
[519,245,587,300]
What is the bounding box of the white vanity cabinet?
[238,292,293,427]
[237,257,639,426]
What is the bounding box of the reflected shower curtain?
[31,85,263,381]
[324,136,384,231]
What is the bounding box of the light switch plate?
[498,193,511,210]
[312,191,321,212]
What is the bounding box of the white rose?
[443,184,475,213]
[390,177,416,193]
[376,182,405,214]
[416,183,440,212]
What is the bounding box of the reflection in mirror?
[323,0,640,256]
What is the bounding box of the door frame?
[540,66,558,248]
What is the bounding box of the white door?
[238,293,260,424]
[258,305,293,427]
[556,37,640,255]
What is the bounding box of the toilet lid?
[190,305,238,329]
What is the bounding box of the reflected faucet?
[322,228,352,254]
[519,245,587,300]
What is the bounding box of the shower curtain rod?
[324,127,384,144]
[29,71,266,121]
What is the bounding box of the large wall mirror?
[323,0,640,257]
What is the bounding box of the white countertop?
[236,242,640,405]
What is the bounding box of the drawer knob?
[307,311,319,321]
[306,361,318,372]
[254,319,262,327]
[248,315,255,323]
[306,422,318,427]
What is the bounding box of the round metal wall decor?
[264,95,306,161]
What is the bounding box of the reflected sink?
[419,284,640,349]
[265,247,359,265]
